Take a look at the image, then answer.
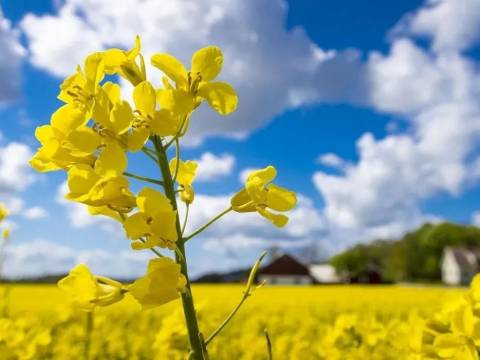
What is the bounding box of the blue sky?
[1,0,480,278]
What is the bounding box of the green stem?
[183,207,232,242]
[84,310,94,360]
[165,115,188,149]
[265,329,273,360]
[205,251,267,346]
[152,136,205,360]
[182,204,190,236]
[123,172,164,186]
[205,293,249,345]
[173,138,180,183]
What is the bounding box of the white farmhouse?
[258,254,313,285]
[442,247,480,286]
[309,264,340,283]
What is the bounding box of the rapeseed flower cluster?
[29,36,297,358]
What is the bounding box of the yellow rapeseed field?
[0,284,465,359]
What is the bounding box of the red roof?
[259,254,310,276]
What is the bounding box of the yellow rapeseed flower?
[231,165,297,227]
[58,263,125,311]
[30,105,100,172]
[127,81,182,151]
[58,52,104,114]
[152,46,238,116]
[123,187,178,249]
[128,257,186,309]
[169,158,198,204]
[65,143,135,212]
[103,36,145,86]
[0,203,8,222]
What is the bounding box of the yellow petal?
[197,82,238,115]
[84,52,105,90]
[169,158,197,186]
[434,334,465,358]
[191,46,223,81]
[123,212,150,239]
[180,184,195,204]
[88,206,123,222]
[266,184,297,211]
[257,207,289,228]
[151,53,188,88]
[95,142,127,177]
[66,165,98,201]
[134,81,156,116]
[103,49,127,74]
[127,127,150,152]
[58,263,97,311]
[157,88,195,115]
[137,187,172,215]
[128,257,182,309]
[50,104,87,135]
[150,109,181,137]
[110,100,133,135]
[231,189,256,212]
[102,81,121,103]
[149,209,178,243]
[66,127,101,154]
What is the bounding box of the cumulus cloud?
[471,211,480,227]
[311,0,480,250]
[0,142,35,194]
[21,206,48,220]
[394,0,480,52]
[0,142,37,230]
[2,239,151,279]
[317,153,349,171]
[20,0,364,145]
[0,7,25,105]
[194,152,235,181]
[15,0,480,264]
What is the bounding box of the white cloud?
[0,7,25,105]
[56,181,121,233]
[22,206,48,220]
[471,211,480,227]
[15,0,480,262]
[0,142,35,194]
[311,2,480,251]
[20,0,364,145]
[2,239,151,279]
[194,152,235,181]
[317,153,349,171]
[394,0,480,52]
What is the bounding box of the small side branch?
[183,207,232,242]
[123,172,164,186]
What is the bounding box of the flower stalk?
[153,136,205,360]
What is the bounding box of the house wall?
[309,265,340,283]
[442,251,461,285]
[258,275,312,285]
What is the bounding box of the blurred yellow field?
[0,284,465,359]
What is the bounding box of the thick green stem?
[153,136,205,360]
